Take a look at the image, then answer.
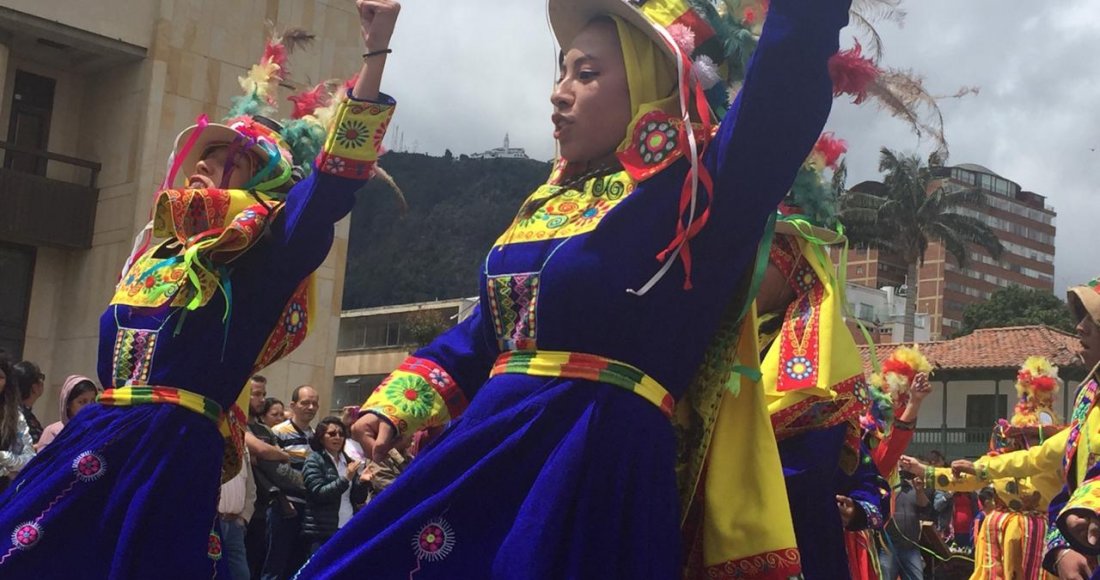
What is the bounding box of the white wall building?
[845,283,932,344]
[470,133,528,159]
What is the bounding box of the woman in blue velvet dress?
[301,0,853,577]
[0,2,401,577]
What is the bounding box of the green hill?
[342,152,553,309]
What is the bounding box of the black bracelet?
[362,48,393,60]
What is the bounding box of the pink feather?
[828,40,880,105]
[813,132,848,170]
[288,83,331,119]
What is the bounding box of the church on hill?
[470,134,528,159]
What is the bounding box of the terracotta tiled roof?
[858,325,1084,374]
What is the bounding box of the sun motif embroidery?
[382,375,436,419]
[785,356,814,381]
[412,518,456,562]
[853,380,870,405]
[284,302,307,334]
[72,451,107,483]
[10,522,41,551]
[573,199,613,228]
[335,119,370,149]
[638,120,679,165]
[207,529,223,560]
[794,265,817,294]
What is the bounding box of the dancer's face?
[1077,315,1100,369]
[551,18,632,165]
[188,144,256,189]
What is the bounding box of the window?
[966,394,1007,440]
[331,374,387,410]
[338,316,407,350]
[4,71,56,176]
[858,303,875,321]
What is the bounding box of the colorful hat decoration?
[164,27,317,195]
[863,345,932,431]
[1010,356,1061,427]
[879,345,933,396]
[1067,276,1100,328]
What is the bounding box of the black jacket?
[249,421,304,503]
[301,450,368,539]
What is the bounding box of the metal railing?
[0,141,101,249]
[907,428,992,460]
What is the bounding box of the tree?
[956,285,1075,337]
[840,148,1005,341]
[404,309,453,347]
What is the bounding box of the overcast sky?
[376,0,1099,293]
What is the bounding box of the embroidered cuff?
[853,499,884,530]
[316,93,395,179]
[1057,479,1100,555]
[362,356,467,437]
[1044,525,1072,573]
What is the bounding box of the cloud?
[381,0,1098,291]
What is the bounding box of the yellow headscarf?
[609,16,679,149]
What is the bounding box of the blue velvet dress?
[0,97,394,578]
[299,1,851,578]
[781,425,890,579]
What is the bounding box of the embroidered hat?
[549,0,764,122]
[1067,276,1100,327]
[164,27,320,195]
[171,116,296,193]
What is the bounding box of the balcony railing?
[0,141,101,249]
[908,428,994,461]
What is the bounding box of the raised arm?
[267,1,400,276]
[707,0,851,213]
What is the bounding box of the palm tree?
[839,148,1005,342]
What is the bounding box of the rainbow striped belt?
[490,350,675,418]
[98,385,222,424]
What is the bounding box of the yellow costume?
[926,357,1065,580]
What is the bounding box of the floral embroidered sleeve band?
[1056,478,1100,555]
[316,93,395,179]
[362,357,468,437]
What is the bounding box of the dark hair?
[309,416,347,452]
[0,354,18,450]
[12,361,43,401]
[978,486,995,503]
[65,381,99,418]
[260,397,284,417]
[928,450,944,460]
[250,375,267,384]
[291,385,314,403]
